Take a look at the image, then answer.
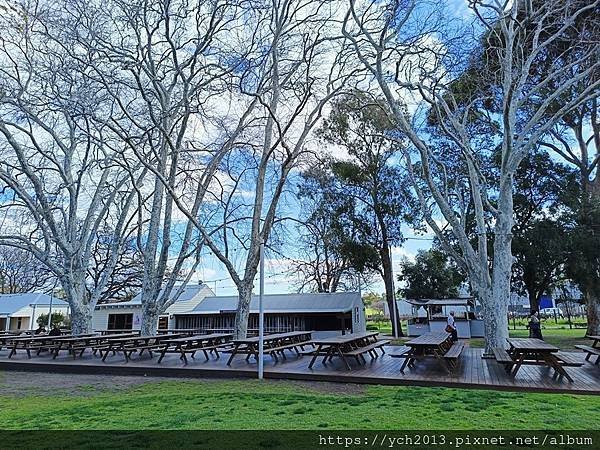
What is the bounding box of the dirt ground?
[0,370,366,397]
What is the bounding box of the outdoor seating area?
[227,331,313,365]
[0,329,597,395]
[575,335,600,365]
[306,332,389,370]
[388,332,464,374]
[492,338,583,382]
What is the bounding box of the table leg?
[510,353,526,377]
[102,345,112,362]
[157,345,170,363]
[226,343,240,366]
[337,346,351,370]
[308,344,323,369]
[8,342,17,359]
[399,350,414,373]
[547,354,574,382]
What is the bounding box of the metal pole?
[47,280,57,330]
[389,244,399,339]
[258,240,265,380]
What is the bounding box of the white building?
[174,291,366,338]
[92,283,214,330]
[0,293,69,331]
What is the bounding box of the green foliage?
[36,312,65,328]
[510,151,579,310]
[311,91,414,276]
[397,250,465,299]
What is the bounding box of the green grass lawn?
[1,378,599,430]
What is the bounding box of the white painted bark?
[343,0,600,353]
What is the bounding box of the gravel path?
[0,370,365,397]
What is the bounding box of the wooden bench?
[443,342,464,372]
[342,340,391,364]
[575,345,600,364]
[556,352,584,367]
[387,346,411,358]
[444,342,464,359]
[492,347,514,372]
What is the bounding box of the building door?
[107,313,133,330]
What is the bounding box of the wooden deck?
[0,345,598,395]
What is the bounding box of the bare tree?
[127,0,360,338]
[48,0,258,333]
[0,246,53,293]
[196,0,358,338]
[343,0,600,351]
[0,0,144,333]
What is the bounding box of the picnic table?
[390,332,462,374]
[4,333,97,358]
[95,329,141,336]
[52,333,140,359]
[307,331,387,371]
[227,331,313,366]
[157,333,233,365]
[156,328,205,336]
[575,335,600,365]
[100,334,181,362]
[493,338,582,382]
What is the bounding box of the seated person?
[34,325,47,335]
[49,325,62,336]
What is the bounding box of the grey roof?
[0,293,68,316]
[405,298,475,307]
[96,283,208,308]
[178,292,362,315]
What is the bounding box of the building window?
[16,317,23,329]
[107,313,133,330]
[158,316,168,330]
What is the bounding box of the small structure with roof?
[0,293,69,331]
[405,298,484,338]
[173,291,366,337]
[92,283,214,331]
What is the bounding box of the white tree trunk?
[234,284,253,339]
[62,271,94,334]
[140,301,160,336]
[586,290,600,336]
[69,302,94,335]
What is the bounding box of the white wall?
[11,304,70,330]
[351,298,367,332]
[92,306,143,330]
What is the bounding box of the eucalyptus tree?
[0,0,144,332]
[289,165,366,294]
[343,0,600,351]
[312,92,414,336]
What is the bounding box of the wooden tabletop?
[311,332,379,346]
[8,333,96,342]
[163,333,232,344]
[104,335,169,344]
[507,338,558,351]
[58,333,139,343]
[587,335,600,341]
[406,333,450,347]
[234,331,312,344]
